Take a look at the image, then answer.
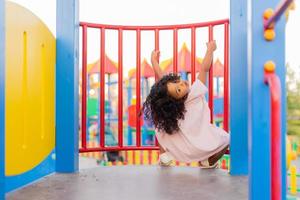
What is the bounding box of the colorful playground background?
[2,0,300,199]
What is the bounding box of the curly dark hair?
[142,73,187,135]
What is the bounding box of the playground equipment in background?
[86,54,118,127]
[287,165,299,196]
[286,136,298,169]
[127,59,157,146]
[286,136,299,196]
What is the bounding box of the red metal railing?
[264,72,282,200]
[79,19,230,153]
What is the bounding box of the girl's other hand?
[151,50,160,65]
[206,40,217,52]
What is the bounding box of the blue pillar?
[0,0,5,199]
[249,1,287,199]
[56,0,79,173]
[230,0,248,175]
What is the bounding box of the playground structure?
[0,0,298,200]
[81,42,229,163]
[83,43,228,150]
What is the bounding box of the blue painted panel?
[230,0,248,175]
[249,1,272,198]
[5,151,55,193]
[56,0,79,172]
[250,0,287,199]
[0,0,5,199]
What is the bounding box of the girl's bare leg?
[208,145,229,165]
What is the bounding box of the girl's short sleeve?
[186,79,208,102]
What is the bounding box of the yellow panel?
[5,2,55,176]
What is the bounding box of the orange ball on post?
[264,61,276,73]
[263,8,274,20]
[264,29,276,41]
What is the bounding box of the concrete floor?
[7,166,248,200]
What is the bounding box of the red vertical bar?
[100,28,105,148]
[271,89,282,200]
[154,29,159,146]
[118,29,123,147]
[224,23,229,132]
[136,29,141,147]
[264,74,282,200]
[82,25,87,149]
[173,29,178,73]
[154,29,160,83]
[191,27,196,83]
[155,29,159,51]
[208,25,214,123]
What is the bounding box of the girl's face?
[167,79,190,99]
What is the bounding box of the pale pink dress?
[156,79,230,163]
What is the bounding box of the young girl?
[143,41,229,168]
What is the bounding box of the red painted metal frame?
[100,28,105,148]
[80,19,229,30]
[118,29,123,147]
[81,25,87,149]
[136,29,141,147]
[191,27,196,83]
[264,0,294,29]
[224,22,229,132]
[79,19,230,153]
[264,72,282,200]
[208,25,214,123]
[155,29,159,51]
[154,29,159,146]
[173,29,178,73]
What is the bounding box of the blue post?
[0,0,5,199]
[249,0,287,199]
[248,0,271,196]
[56,0,79,173]
[230,0,248,175]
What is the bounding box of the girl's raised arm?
[151,50,164,81]
[198,40,217,84]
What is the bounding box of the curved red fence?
[79,19,229,153]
